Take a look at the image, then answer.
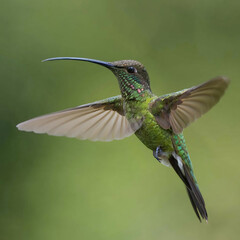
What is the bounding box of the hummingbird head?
[110,60,151,98]
[43,57,151,100]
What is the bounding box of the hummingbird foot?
[153,146,163,160]
[153,146,171,167]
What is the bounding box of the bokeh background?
[1,0,239,239]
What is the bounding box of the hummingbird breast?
[124,97,174,152]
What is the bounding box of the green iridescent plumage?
[17,57,230,222]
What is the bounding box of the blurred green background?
[1,0,239,239]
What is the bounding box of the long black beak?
[42,57,114,69]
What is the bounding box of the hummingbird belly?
[134,111,174,153]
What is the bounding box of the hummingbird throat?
[115,70,149,100]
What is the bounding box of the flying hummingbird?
[17,57,230,222]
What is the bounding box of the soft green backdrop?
[0,0,239,239]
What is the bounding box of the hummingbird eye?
[127,66,137,73]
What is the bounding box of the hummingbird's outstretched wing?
[17,95,136,141]
[151,76,230,134]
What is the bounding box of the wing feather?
[152,77,230,134]
[17,96,136,141]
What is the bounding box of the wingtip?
[214,76,230,85]
[16,121,31,131]
[16,122,26,131]
[220,76,230,84]
[16,123,21,130]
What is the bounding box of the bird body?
[17,57,230,222]
[126,96,173,152]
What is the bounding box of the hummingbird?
[17,57,230,222]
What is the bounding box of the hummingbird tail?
[183,163,208,222]
[169,154,208,222]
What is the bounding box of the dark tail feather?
[183,164,208,221]
[186,187,201,221]
[169,155,208,222]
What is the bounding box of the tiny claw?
[153,146,163,161]
[156,146,163,157]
